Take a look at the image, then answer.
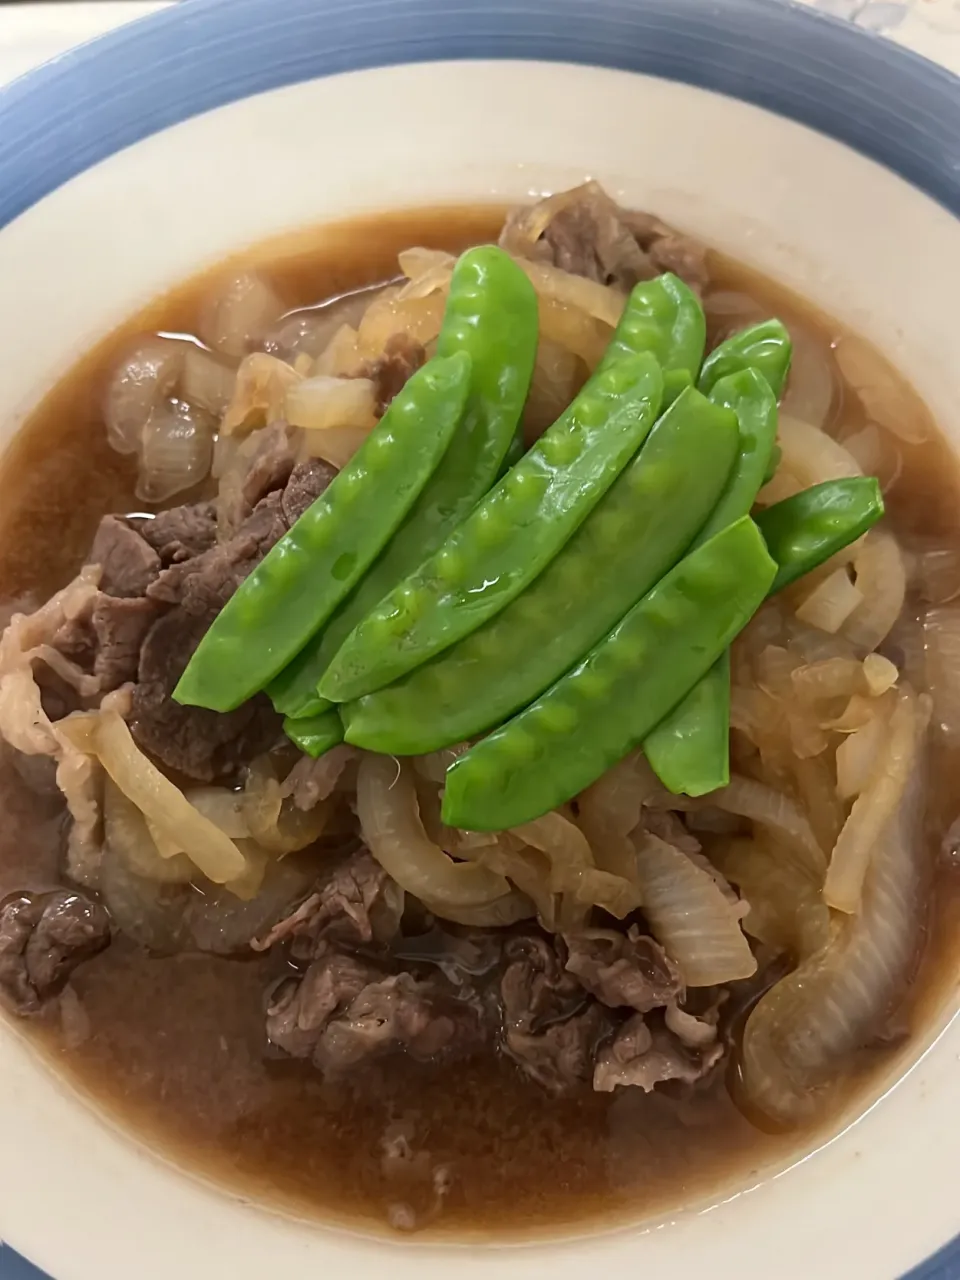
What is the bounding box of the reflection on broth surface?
[1,189,959,1238]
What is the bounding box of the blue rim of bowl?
[0,1,958,1278]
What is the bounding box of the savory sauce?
[1,205,959,1238]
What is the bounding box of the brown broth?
[1,205,960,1239]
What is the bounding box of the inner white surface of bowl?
[1,59,959,1280]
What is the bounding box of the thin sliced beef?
[132,502,217,563]
[253,848,403,957]
[315,972,486,1074]
[266,952,485,1072]
[90,594,159,691]
[130,606,279,782]
[89,516,160,598]
[0,889,110,1015]
[241,423,298,512]
[593,1011,724,1093]
[281,458,338,526]
[280,745,357,811]
[501,181,709,295]
[362,333,426,414]
[266,951,378,1058]
[499,934,611,1094]
[563,926,683,1013]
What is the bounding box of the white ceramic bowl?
[0,2,959,1277]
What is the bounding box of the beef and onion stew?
[1,184,959,1237]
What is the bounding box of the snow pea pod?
[341,386,739,755]
[699,319,792,399]
[174,351,472,713]
[320,350,664,703]
[599,272,705,380]
[283,709,344,758]
[756,477,884,595]
[268,246,538,719]
[644,364,781,796]
[441,517,776,831]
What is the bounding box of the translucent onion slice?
[630,833,756,985]
[824,688,926,912]
[923,606,960,744]
[713,837,829,958]
[137,399,216,503]
[741,699,929,1124]
[60,709,246,884]
[357,754,508,911]
[833,335,931,444]
[709,775,825,878]
[779,324,838,430]
[795,568,863,634]
[301,425,371,469]
[843,530,906,651]
[103,337,185,455]
[285,375,377,431]
[757,414,862,506]
[220,353,302,436]
[198,271,286,359]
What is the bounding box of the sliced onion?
[741,707,928,1123]
[181,347,237,416]
[834,335,931,443]
[703,291,767,344]
[842,530,906,651]
[356,287,445,358]
[263,289,379,362]
[60,709,247,884]
[220,352,302,436]
[510,811,594,892]
[824,688,923,912]
[924,606,960,743]
[835,703,890,801]
[136,398,216,502]
[842,423,903,495]
[523,337,584,443]
[569,866,643,919]
[709,775,825,877]
[790,656,863,703]
[198,271,286,359]
[713,837,829,957]
[517,258,626,327]
[795,567,863,634]
[911,543,960,606]
[428,889,535,928]
[577,751,653,881]
[779,324,838,429]
[357,754,508,911]
[863,652,898,696]
[103,337,185,455]
[241,756,329,855]
[300,426,371,469]
[397,247,455,298]
[537,295,610,368]
[285,375,377,431]
[757,414,861,506]
[313,324,365,378]
[631,833,756,985]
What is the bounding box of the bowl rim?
[0,2,958,1278]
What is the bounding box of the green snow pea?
[599,272,705,380]
[174,351,472,713]
[699,319,792,399]
[341,386,739,754]
[283,709,344,758]
[268,246,538,720]
[320,351,664,703]
[644,363,782,796]
[756,477,884,595]
[441,516,776,832]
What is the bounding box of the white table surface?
[0,2,957,1279]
